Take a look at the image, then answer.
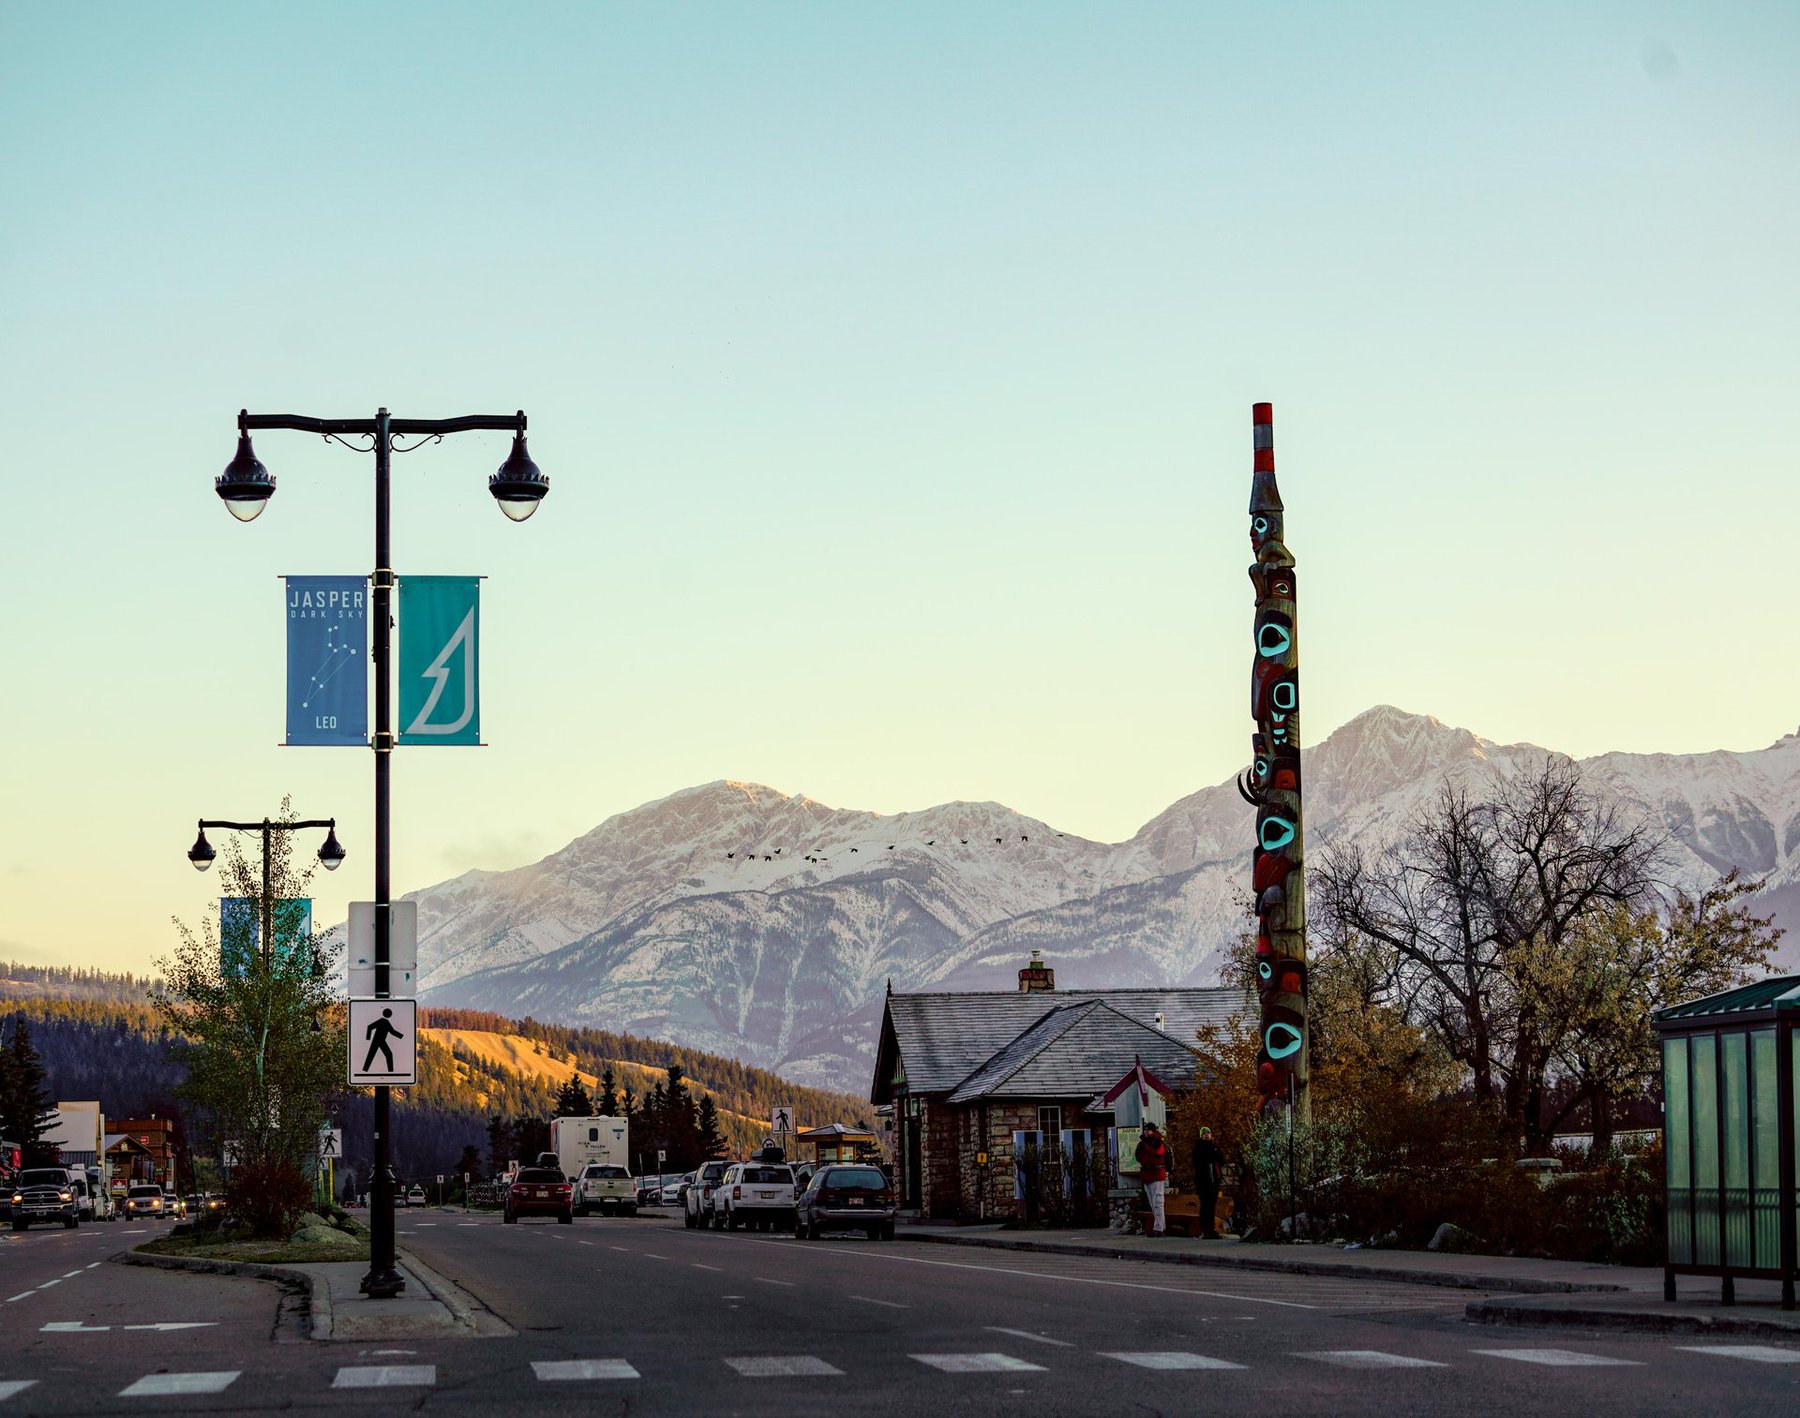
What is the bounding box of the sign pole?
[362,408,404,1299]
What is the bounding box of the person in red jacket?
[1134,1121,1170,1236]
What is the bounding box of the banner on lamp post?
[285,576,368,745]
[398,576,481,746]
[221,897,312,977]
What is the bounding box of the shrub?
[224,1157,313,1240]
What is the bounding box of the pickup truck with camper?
[548,1115,630,1183]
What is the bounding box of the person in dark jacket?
[1134,1122,1170,1236]
[1191,1126,1224,1239]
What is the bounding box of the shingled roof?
[871,985,1250,1104]
[943,1001,1200,1104]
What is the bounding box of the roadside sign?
[347,901,418,997]
[436,1174,445,1185]
[657,1149,666,1166]
[348,998,417,1086]
[771,1104,795,1134]
[223,1141,242,1168]
[318,1129,343,1159]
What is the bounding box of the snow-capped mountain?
[411,707,1800,1091]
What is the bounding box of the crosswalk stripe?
[1297,1350,1447,1369]
[1105,1352,1247,1370]
[725,1356,843,1377]
[332,1365,437,1388]
[533,1359,639,1380]
[119,1372,239,1397]
[912,1353,1045,1373]
[1473,1349,1640,1367]
[0,1382,37,1402]
[1675,1345,1800,1364]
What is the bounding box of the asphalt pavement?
[1,1209,1795,1415]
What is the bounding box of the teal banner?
[221,898,312,977]
[398,575,481,745]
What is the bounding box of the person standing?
[1191,1125,1225,1239]
[1134,1122,1169,1236]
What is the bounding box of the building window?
[1037,1106,1062,1138]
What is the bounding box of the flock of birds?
[723,833,1068,864]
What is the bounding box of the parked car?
[576,1163,635,1217]
[661,1173,694,1207]
[503,1166,573,1225]
[710,1162,796,1231]
[684,1160,729,1228]
[123,1183,168,1220]
[407,1185,427,1207]
[635,1173,671,1207]
[164,1190,187,1219]
[794,1163,896,1241]
[9,1168,82,1230]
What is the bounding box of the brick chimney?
[1017,949,1055,993]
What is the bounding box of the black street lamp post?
[211,407,546,1300]
[188,816,345,965]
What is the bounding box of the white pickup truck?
[710,1162,796,1231]
[574,1162,635,1217]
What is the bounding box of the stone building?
[869,954,1248,1220]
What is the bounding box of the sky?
[1,2,1796,973]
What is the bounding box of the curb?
[115,1250,329,1339]
[396,1248,512,1337]
[893,1231,1628,1296]
[1466,1297,1800,1340]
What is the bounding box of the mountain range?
[405,706,1800,1092]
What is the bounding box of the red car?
[504,1167,573,1224]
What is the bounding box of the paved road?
[2,1210,1796,1414]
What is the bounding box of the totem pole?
[1237,401,1308,1119]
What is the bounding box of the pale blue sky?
[2,2,1796,970]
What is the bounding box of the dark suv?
[503,1167,573,1225]
[794,1164,895,1240]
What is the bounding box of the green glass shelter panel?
[1722,1032,1750,1268]
[1692,1034,1719,1267]
[1752,1029,1780,1270]
[1665,1035,1691,1266]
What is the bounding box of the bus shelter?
[1653,975,1798,1308]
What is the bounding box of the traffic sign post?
[348,902,418,997]
[772,1103,795,1135]
[348,999,417,1086]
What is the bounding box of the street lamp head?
[317,824,347,872]
[187,826,216,872]
[489,420,547,521]
[216,424,275,521]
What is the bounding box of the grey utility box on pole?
[1653,975,1799,1309]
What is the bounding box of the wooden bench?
[1131,1190,1231,1238]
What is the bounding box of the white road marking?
[1298,1351,1447,1369]
[6,1293,35,1303]
[1106,1351,1247,1370]
[0,1381,37,1401]
[119,1371,239,1396]
[987,1327,1072,1347]
[333,1364,437,1387]
[124,1323,218,1332]
[36,1280,60,1289]
[730,1235,1315,1309]
[61,1270,82,1278]
[577,1240,594,1246]
[755,1277,795,1287]
[417,1223,437,1227]
[851,1294,909,1309]
[533,1359,640,1380]
[1473,1349,1641,1368]
[914,1353,1045,1373]
[1675,1345,1800,1364]
[42,1322,109,1333]
[457,1223,478,1227]
[726,1356,843,1377]
[123,1229,147,1234]
[85,1263,101,1269]
[693,1263,722,1271]
[610,1246,630,1253]
[644,1253,669,1260]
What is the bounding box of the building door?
[901,1097,923,1209]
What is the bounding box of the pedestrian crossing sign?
[348,998,417,1086]
[318,1129,343,1159]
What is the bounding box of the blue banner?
[285,576,368,746]
[399,576,480,746]
[221,897,312,977]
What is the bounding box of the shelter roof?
[1654,974,1800,1025]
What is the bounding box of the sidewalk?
[893,1225,1800,1338]
[122,1247,509,1340]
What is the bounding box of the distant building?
[44,1101,105,1166]
[108,1118,178,1190]
[795,1122,881,1167]
[870,953,1249,1220]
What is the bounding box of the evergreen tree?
[455,1143,482,1182]
[553,1076,593,1118]
[620,1085,637,1122]
[598,1068,618,1117]
[696,1095,727,1161]
[485,1115,515,1176]
[514,1114,550,1163]
[0,1017,58,1165]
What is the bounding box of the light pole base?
[359,1265,406,1299]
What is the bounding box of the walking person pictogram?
[362,1008,405,1074]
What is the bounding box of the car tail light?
[876,1190,893,1203]
[732,1185,742,1200]
[818,1188,840,1204]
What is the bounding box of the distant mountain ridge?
[409,707,1800,1092]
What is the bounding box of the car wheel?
[65,1217,79,1230]
[881,1223,895,1241]
[684,1208,696,1229]
[558,1210,573,1225]
[625,1207,636,1217]
[11,1221,26,1232]
[503,1209,517,1224]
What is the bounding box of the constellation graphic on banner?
[1236,402,1308,1118]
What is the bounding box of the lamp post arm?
[199,818,337,832]
[388,413,524,436]
[240,414,380,436]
